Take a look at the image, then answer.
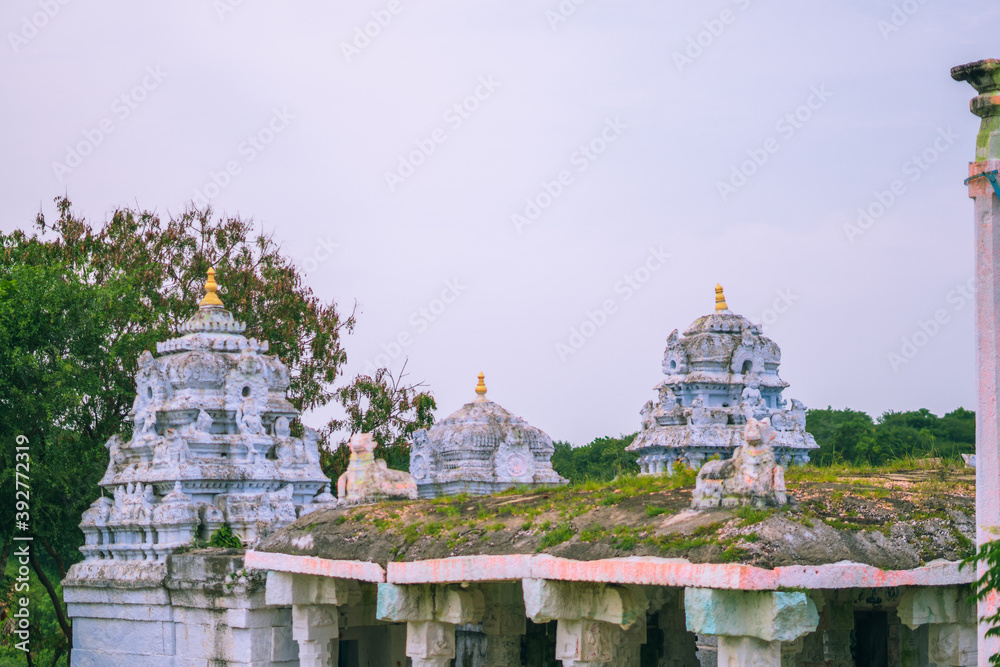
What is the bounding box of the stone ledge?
[244,550,386,583]
[384,554,973,590]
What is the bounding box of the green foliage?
[323,363,436,482]
[0,198,434,653]
[208,524,243,549]
[806,407,974,466]
[965,539,1000,664]
[538,524,575,549]
[551,433,639,483]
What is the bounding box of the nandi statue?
[691,417,788,510]
[337,433,418,505]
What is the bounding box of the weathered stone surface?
[522,579,648,628]
[898,586,975,629]
[76,271,337,564]
[628,288,818,473]
[409,374,567,498]
[683,588,818,642]
[691,417,787,510]
[953,57,1000,661]
[376,583,485,625]
[337,432,417,504]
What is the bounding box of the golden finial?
[475,372,487,399]
[199,267,224,307]
[715,284,728,312]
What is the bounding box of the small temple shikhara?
[409,372,568,499]
[62,58,1000,667]
[628,285,818,475]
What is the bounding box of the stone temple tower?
[627,286,818,474]
[75,268,337,562]
[409,373,568,498]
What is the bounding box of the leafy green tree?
[324,364,436,481]
[805,408,877,465]
[0,197,434,662]
[551,434,639,483]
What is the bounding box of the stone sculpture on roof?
[691,416,788,510]
[409,373,568,498]
[337,432,418,504]
[627,285,818,474]
[76,268,337,562]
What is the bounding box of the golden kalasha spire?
[475,372,487,399]
[715,284,728,312]
[199,267,224,307]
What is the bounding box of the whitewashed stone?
[628,290,818,473]
[691,417,788,510]
[76,278,337,563]
[410,375,567,498]
[337,432,418,504]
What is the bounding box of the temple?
[64,269,338,665]
[627,285,818,475]
[409,373,568,498]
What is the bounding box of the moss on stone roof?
[258,462,975,571]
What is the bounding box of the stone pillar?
[265,571,361,666]
[482,583,527,667]
[953,57,1000,664]
[377,583,485,667]
[898,587,978,666]
[683,588,819,667]
[292,605,339,666]
[522,578,648,667]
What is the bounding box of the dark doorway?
[338,639,359,667]
[521,619,559,667]
[852,611,888,667]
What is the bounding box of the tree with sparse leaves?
[322,363,436,481]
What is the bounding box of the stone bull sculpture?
[691,417,787,510]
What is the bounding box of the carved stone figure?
[338,433,418,504]
[691,417,788,510]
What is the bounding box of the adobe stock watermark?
[545,0,591,30]
[340,0,406,63]
[190,107,294,208]
[673,0,752,73]
[888,277,973,372]
[512,117,627,233]
[384,76,501,193]
[716,85,833,202]
[213,0,247,20]
[555,246,670,362]
[843,127,957,244]
[8,0,72,54]
[748,289,800,328]
[293,235,340,278]
[878,0,930,40]
[51,66,167,183]
[363,279,468,374]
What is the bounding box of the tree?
[805,408,876,465]
[323,363,436,481]
[0,197,434,662]
[551,434,639,483]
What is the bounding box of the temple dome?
[627,285,817,473]
[410,374,567,498]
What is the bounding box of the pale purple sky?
[2,1,996,444]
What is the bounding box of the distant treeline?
[551,408,975,484]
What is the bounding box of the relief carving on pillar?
[556,619,612,662]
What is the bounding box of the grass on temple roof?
[287,457,975,568]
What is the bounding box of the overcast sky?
[2,1,996,444]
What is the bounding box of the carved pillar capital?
[291,604,339,667]
[406,620,456,667]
